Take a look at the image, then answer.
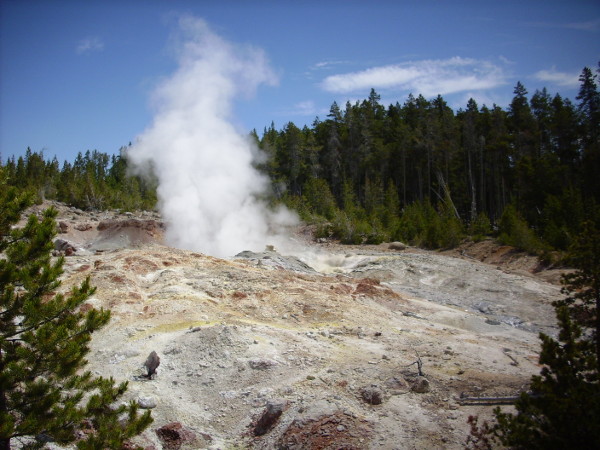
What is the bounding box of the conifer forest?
[3,64,599,257]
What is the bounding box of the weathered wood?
[459,396,520,405]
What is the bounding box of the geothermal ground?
[28,202,565,449]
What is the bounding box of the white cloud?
[278,100,329,119]
[533,68,580,87]
[457,92,504,109]
[564,18,600,32]
[76,37,104,54]
[498,55,515,65]
[311,60,349,70]
[290,100,317,116]
[320,57,507,97]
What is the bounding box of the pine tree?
[577,66,600,145]
[557,220,600,365]
[577,65,600,202]
[0,170,152,449]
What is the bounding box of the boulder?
[411,376,430,393]
[144,351,160,378]
[388,241,407,251]
[74,223,93,231]
[137,396,157,409]
[54,239,76,256]
[253,401,286,436]
[361,386,384,405]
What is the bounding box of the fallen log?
[459,395,520,406]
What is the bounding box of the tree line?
[2,63,599,256]
[256,63,600,254]
[0,146,157,212]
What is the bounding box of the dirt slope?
[28,202,564,449]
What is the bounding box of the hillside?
[31,201,564,449]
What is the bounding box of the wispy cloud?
[564,18,600,32]
[498,55,515,65]
[304,60,352,80]
[279,100,326,118]
[457,91,506,109]
[311,60,350,70]
[289,100,318,116]
[533,68,580,87]
[526,18,600,32]
[76,37,104,55]
[320,57,507,97]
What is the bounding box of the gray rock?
[253,401,286,436]
[137,396,157,409]
[249,358,279,370]
[388,241,407,251]
[485,318,501,325]
[474,301,493,314]
[54,238,76,255]
[411,376,430,393]
[361,385,384,405]
[144,351,160,378]
[234,251,317,274]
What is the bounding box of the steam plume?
[128,17,297,257]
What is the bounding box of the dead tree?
[406,349,424,376]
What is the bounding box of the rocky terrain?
[25,201,565,449]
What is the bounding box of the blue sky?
[1,0,599,164]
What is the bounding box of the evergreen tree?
[549,94,580,172]
[557,220,600,363]
[0,170,152,449]
[512,83,538,158]
[577,66,600,145]
[530,88,553,156]
[577,65,600,202]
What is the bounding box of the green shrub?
[398,200,463,249]
[469,211,493,242]
[365,216,390,244]
[397,201,431,246]
[498,204,547,254]
[439,214,464,248]
[303,178,338,221]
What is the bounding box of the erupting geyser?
[128,16,297,257]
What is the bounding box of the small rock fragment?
[74,223,93,231]
[249,358,278,370]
